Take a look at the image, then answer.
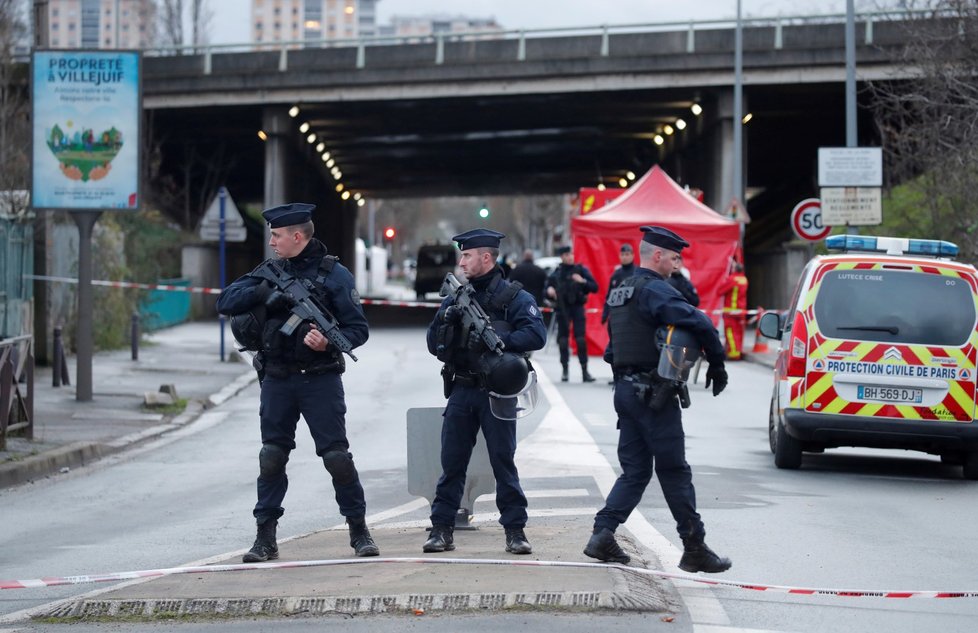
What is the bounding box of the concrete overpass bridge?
[141,10,932,305]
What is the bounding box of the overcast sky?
[208,0,891,44]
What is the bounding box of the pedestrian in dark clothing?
[584,225,731,574]
[546,245,599,382]
[509,249,548,306]
[216,203,379,563]
[667,255,700,307]
[424,229,546,555]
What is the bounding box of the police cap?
[554,245,572,256]
[262,203,315,228]
[619,243,633,253]
[452,228,505,250]
[640,225,689,252]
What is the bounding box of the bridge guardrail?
[135,9,938,74]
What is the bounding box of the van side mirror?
[758,311,784,340]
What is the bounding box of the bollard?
[53,326,63,388]
[131,312,140,361]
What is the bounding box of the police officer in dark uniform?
[583,225,732,573]
[216,203,379,563]
[546,245,599,382]
[424,229,547,555]
[601,243,637,325]
[667,255,700,307]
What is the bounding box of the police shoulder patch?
[529,305,538,316]
[350,288,361,305]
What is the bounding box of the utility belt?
[619,371,690,411]
[264,359,344,379]
[441,365,484,397]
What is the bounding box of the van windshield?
[813,268,976,346]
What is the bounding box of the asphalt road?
[3,326,977,632]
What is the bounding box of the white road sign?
[820,187,882,226]
[199,225,247,242]
[199,187,247,242]
[818,147,883,187]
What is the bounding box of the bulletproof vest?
[557,264,587,306]
[608,276,659,369]
[450,276,523,372]
[262,255,340,368]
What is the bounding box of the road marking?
[527,367,732,628]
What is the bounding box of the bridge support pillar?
[706,89,747,215]
[262,107,290,259]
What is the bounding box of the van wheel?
[772,412,803,470]
[768,397,778,454]
[963,453,978,481]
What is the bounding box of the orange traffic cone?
[752,307,770,354]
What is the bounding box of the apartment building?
[45,0,156,49]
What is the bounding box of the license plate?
[857,385,923,404]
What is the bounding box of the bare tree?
[157,0,212,49]
[869,0,978,258]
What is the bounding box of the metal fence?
[0,334,33,450]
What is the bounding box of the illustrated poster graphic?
[32,51,140,210]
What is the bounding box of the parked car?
[414,243,459,299]
[758,234,978,479]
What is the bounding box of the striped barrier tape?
[2,557,976,598]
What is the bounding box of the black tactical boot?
[582,364,595,383]
[242,520,278,563]
[679,535,731,573]
[583,527,630,564]
[347,517,380,557]
[422,524,455,553]
[505,528,532,555]
[561,363,569,382]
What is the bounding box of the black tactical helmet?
[479,351,530,396]
[229,304,266,351]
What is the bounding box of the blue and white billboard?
[31,51,141,211]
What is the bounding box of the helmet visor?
[489,371,539,420]
[657,343,697,382]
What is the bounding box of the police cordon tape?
[25,274,766,318]
[1,557,976,598]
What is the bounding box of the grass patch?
[142,397,189,415]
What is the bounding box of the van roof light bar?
[825,234,959,258]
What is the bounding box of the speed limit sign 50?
[791,198,832,241]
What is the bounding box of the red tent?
[570,165,740,356]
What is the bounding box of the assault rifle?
[253,260,358,362]
[439,272,505,356]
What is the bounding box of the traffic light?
[478,203,489,218]
[383,227,396,241]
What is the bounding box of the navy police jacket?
[216,239,368,368]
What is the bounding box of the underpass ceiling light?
[353,192,362,200]
[653,134,664,145]
[321,152,331,161]
[618,177,628,187]
[341,190,351,200]
[597,183,606,191]
[357,198,365,207]
[306,133,316,143]
[326,158,335,168]
[288,106,300,118]
[335,183,344,192]
[691,103,703,116]
[333,170,343,180]
[663,124,674,136]
[742,112,753,124]
[675,118,687,130]
[257,130,267,141]
[299,122,310,133]
[626,171,636,181]
[316,142,325,152]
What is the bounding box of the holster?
[441,364,455,399]
[625,371,681,412]
[253,351,266,385]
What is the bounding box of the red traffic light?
[383,227,396,240]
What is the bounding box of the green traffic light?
[479,205,489,218]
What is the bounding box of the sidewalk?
[0,321,255,488]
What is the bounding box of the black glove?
[465,329,484,351]
[253,279,276,304]
[265,289,295,312]
[704,363,728,396]
[442,305,462,324]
